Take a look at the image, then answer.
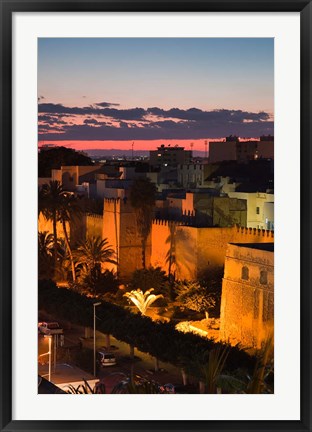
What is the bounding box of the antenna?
[204,140,208,159]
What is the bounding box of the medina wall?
[38,213,69,241]
[102,198,151,279]
[86,214,103,239]
[151,222,274,280]
[151,221,197,281]
[220,243,274,349]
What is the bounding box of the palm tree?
[199,346,230,394]
[165,222,177,286]
[66,379,106,394]
[58,192,83,282]
[129,178,156,269]
[38,231,54,279]
[39,180,64,277]
[123,288,163,316]
[246,335,274,394]
[74,236,116,295]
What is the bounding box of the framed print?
[1,1,311,431]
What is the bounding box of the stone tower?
[102,197,151,280]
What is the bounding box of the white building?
[228,191,274,229]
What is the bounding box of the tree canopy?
[175,281,216,317]
[38,146,93,177]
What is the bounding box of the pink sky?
[38,139,213,153]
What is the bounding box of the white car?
[97,350,117,367]
[38,322,63,335]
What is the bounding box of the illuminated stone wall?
[151,222,274,280]
[38,213,69,240]
[102,198,151,279]
[38,212,103,247]
[86,214,103,239]
[220,243,274,349]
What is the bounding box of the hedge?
[38,279,256,375]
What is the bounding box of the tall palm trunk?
[113,200,119,276]
[52,214,58,278]
[61,219,76,282]
[141,238,146,269]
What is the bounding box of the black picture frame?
[1,1,311,431]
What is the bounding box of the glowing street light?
[93,302,101,377]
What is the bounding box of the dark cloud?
[95,101,120,108]
[38,103,145,120]
[38,103,274,140]
[39,114,68,125]
[147,107,270,123]
[83,118,100,125]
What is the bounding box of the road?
[38,319,194,393]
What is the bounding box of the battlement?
[235,225,274,238]
[103,197,134,213]
[104,197,121,204]
[153,219,187,227]
[86,213,103,220]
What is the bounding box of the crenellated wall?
[151,221,274,280]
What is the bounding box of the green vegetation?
[175,280,216,319]
[66,378,106,394]
[39,180,85,281]
[39,180,64,276]
[38,146,93,177]
[74,236,117,295]
[39,280,255,377]
[123,288,164,316]
[130,266,171,300]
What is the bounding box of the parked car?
[38,322,63,335]
[97,350,117,367]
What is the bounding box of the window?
[260,270,268,285]
[241,266,249,280]
[256,206,260,215]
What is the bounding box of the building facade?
[149,145,192,167]
[228,191,274,229]
[209,136,274,164]
[220,243,274,349]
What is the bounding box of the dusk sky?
[38,38,274,152]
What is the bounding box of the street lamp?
[44,335,52,381]
[93,302,101,377]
